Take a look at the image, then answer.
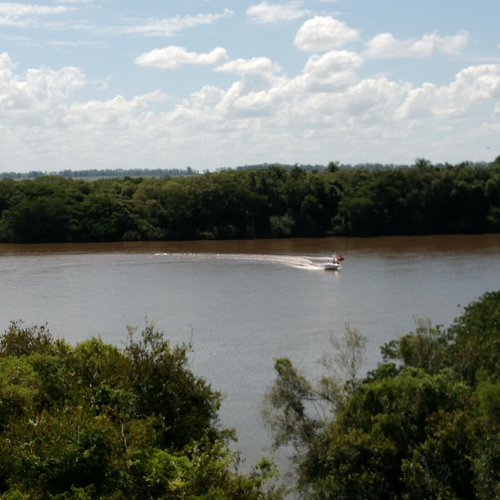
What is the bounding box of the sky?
[0,0,499,172]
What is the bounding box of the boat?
[323,262,341,271]
[323,254,344,271]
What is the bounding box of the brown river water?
[1,234,499,468]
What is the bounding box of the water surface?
[1,235,499,467]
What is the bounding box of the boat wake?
[153,252,329,271]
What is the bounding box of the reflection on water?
[0,234,499,469]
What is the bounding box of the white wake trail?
[153,252,325,270]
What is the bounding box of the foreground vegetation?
[0,292,498,498]
[0,158,499,243]
[264,291,500,498]
[0,323,280,499]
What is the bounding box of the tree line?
[0,158,499,243]
[0,167,199,181]
[0,291,498,498]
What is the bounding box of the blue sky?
[1,0,499,172]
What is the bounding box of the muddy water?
[1,234,499,467]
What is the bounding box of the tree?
[304,369,474,499]
[0,322,282,498]
[1,162,499,242]
[445,290,500,385]
[380,318,448,374]
[124,323,221,449]
[263,325,366,466]
[265,292,500,498]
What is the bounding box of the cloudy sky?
[1,0,499,172]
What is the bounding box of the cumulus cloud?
[398,64,500,119]
[0,52,85,117]
[121,9,233,37]
[294,16,360,52]
[300,50,363,89]
[0,52,15,74]
[0,2,70,27]
[135,46,228,70]
[365,31,469,59]
[215,58,284,103]
[66,91,167,126]
[1,51,499,171]
[247,1,311,24]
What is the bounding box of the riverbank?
[1,163,499,243]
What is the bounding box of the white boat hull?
[323,263,341,271]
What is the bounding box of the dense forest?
[0,158,499,243]
[0,292,498,498]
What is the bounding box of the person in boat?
[332,255,344,265]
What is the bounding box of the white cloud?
[0,52,85,119]
[303,50,363,74]
[398,64,500,119]
[294,16,360,52]
[216,57,282,76]
[0,2,70,27]
[365,31,469,59]
[135,46,228,70]
[247,1,310,24]
[0,52,15,74]
[215,58,284,105]
[66,91,167,126]
[163,60,500,163]
[294,50,363,90]
[1,51,499,171]
[122,9,233,37]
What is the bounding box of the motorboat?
[323,262,341,271]
[323,254,344,271]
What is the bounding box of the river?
[1,235,499,469]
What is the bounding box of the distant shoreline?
[1,161,499,243]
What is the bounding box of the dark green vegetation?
[0,294,498,498]
[1,158,499,243]
[0,323,281,499]
[264,291,500,499]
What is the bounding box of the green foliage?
[0,162,499,242]
[266,292,500,498]
[473,379,500,499]
[296,369,475,498]
[263,357,322,453]
[380,318,448,374]
[0,357,40,428]
[446,291,500,384]
[125,323,221,449]
[0,321,67,358]
[0,291,497,499]
[269,214,294,237]
[0,322,281,498]
[263,325,366,462]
